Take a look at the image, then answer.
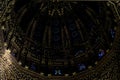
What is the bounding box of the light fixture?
[18,61,22,65]
[48,74,52,77]
[95,61,98,65]
[88,66,92,69]
[5,49,11,54]
[25,66,29,69]
[40,72,44,76]
[65,74,69,77]
[72,72,76,76]
[4,43,7,47]
[1,26,5,30]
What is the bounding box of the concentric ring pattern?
[7,1,117,76]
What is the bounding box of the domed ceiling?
[7,1,117,76]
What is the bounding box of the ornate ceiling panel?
[1,0,120,77]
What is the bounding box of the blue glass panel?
[110,29,115,38]
[31,63,36,71]
[98,49,105,59]
[54,69,62,75]
[78,64,86,71]
[58,70,62,75]
[54,70,57,75]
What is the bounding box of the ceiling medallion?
[6,1,118,76]
[47,1,71,16]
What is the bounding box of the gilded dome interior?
[1,0,119,77]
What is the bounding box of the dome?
[5,1,117,76]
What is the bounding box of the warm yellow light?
[88,66,92,69]
[7,59,12,65]
[95,61,98,65]
[25,66,29,69]
[5,49,11,54]
[18,61,22,65]
[40,72,44,76]
[65,74,69,77]
[48,74,52,77]
[1,26,5,30]
[2,49,12,68]
[3,49,11,58]
[106,49,109,53]
[114,27,117,30]
[4,43,7,47]
[72,72,76,75]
